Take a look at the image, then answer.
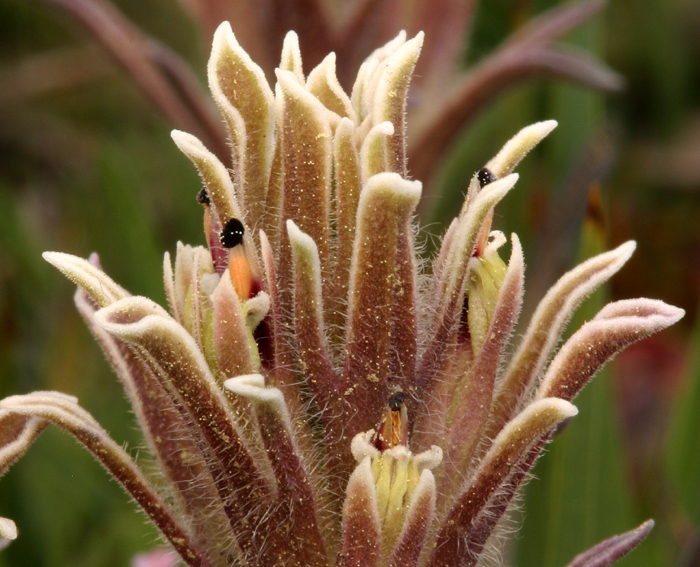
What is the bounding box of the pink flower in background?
[132,549,180,567]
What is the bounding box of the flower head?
[0,24,681,567]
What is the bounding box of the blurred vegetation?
[0,0,698,565]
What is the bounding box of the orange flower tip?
[217,217,255,299]
[227,250,255,301]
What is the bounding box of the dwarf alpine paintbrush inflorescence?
[0,24,682,567]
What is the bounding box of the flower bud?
[349,395,442,555]
[467,231,508,354]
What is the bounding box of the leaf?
[0,392,208,567]
[564,520,655,567]
[208,22,276,230]
[517,210,645,567]
[344,172,421,433]
[429,398,578,567]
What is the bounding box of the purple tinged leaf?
[276,68,333,297]
[344,172,421,433]
[74,289,235,564]
[208,22,276,231]
[93,297,278,564]
[538,299,684,401]
[417,175,518,395]
[331,117,362,337]
[286,220,340,407]
[386,469,436,567]
[507,0,607,49]
[410,0,479,89]
[144,41,228,161]
[0,411,47,477]
[0,392,210,567]
[371,32,424,176]
[532,46,624,91]
[428,398,578,567]
[224,375,329,567]
[490,241,636,434]
[38,0,221,153]
[564,519,654,567]
[342,457,383,567]
[444,235,524,483]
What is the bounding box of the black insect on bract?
[220,218,245,248]
[388,391,406,412]
[196,187,210,206]
[477,167,498,188]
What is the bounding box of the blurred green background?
[0,0,699,565]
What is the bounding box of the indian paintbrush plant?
[0,24,683,567]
